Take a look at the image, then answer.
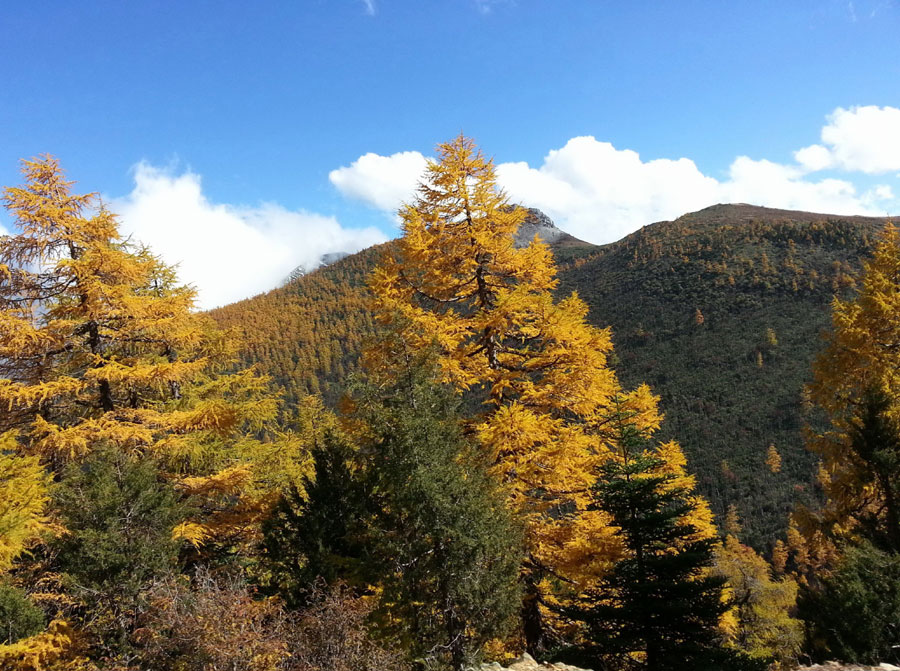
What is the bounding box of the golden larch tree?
[766,443,782,474]
[0,432,49,572]
[806,222,900,550]
[713,534,803,666]
[370,135,688,652]
[0,156,304,549]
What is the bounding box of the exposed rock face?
[512,208,588,249]
[515,207,587,247]
[513,209,566,247]
[471,653,589,671]
[797,664,900,671]
[472,656,900,671]
[282,251,351,285]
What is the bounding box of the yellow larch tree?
[766,443,782,474]
[370,135,684,653]
[0,156,303,550]
[713,534,803,667]
[806,222,900,551]
[0,431,50,572]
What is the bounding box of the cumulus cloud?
[112,163,386,310]
[496,140,896,243]
[497,138,721,243]
[329,150,428,215]
[794,105,900,174]
[509,141,896,242]
[332,108,900,245]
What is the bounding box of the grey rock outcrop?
[471,652,589,671]
[513,209,567,248]
[282,251,351,285]
[797,664,900,671]
[512,208,588,249]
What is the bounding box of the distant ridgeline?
[209,204,887,549]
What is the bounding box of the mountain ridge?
[209,203,889,547]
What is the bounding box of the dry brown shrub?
[137,572,406,671]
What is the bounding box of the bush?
[139,572,406,671]
[0,584,45,644]
[801,541,900,664]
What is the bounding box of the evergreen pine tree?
[354,352,523,671]
[261,429,374,608]
[51,446,187,659]
[0,585,44,645]
[560,422,764,671]
[800,540,900,665]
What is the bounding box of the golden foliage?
[713,536,803,666]
[209,245,384,407]
[369,137,652,581]
[724,504,742,537]
[368,136,715,650]
[0,620,85,671]
[807,222,900,542]
[766,443,782,474]
[0,432,50,571]
[0,156,300,549]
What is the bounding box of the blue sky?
[2,1,900,307]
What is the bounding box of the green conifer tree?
[560,422,764,671]
[51,446,187,659]
[354,353,523,671]
[261,429,374,608]
[0,585,44,645]
[800,540,900,665]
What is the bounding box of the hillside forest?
[1,139,899,670]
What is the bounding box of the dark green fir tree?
[0,584,45,645]
[801,539,900,665]
[51,445,186,660]
[354,351,523,671]
[260,429,375,608]
[559,422,765,671]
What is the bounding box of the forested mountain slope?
[209,204,887,547]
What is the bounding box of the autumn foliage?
[0,156,305,551]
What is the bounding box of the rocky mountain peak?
[282,251,351,285]
[513,207,589,249]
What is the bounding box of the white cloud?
[361,0,375,15]
[112,163,386,310]
[497,138,721,243]
[329,150,428,215]
[502,142,895,243]
[793,144,834,172]
[474,0,514,14]
[795,105,900,174]
[331,117,899,245]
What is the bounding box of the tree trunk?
[521,574,545,658]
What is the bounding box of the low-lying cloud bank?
[330,105,899,244]
[111,164,386,310]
